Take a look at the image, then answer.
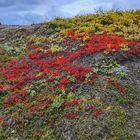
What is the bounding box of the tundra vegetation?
[0,10,140,140]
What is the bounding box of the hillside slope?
[0,10,140,140]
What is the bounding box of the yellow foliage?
[47,10,140,40]
[50,44,62,53]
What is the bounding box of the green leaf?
[30,90,36,97]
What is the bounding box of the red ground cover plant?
[93,109,104,119]
[66,112,78,119]
[64,99,83,106]
[0,30,139,124]
[107,78,127,93]
[0,117,4,123]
